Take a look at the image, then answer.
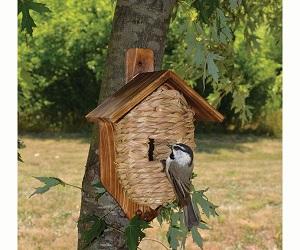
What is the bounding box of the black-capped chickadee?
[165,143,199,230]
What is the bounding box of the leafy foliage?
[18,0,50,36]
[191,226,203,249]
[30,176,83,197]
[164,0,282,130]
[18,0,281,134]
[80,215,107,247]
[207,52,223,82]
[167,224,187,249]
[18,153,23,163]
[30,176,65,197]
[30,175,217,249]
[18,0,113,132]
[125,215,152,250]
[158,184,218,249]
[192,0,219,24]
[192,188,219,218]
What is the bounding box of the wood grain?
[125,48,154,83]
[98,119,158,220]
[86,70,224,123]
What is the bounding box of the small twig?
[141,238,169,250]
[65,182,82,191]
[108,225,125,234]
[202,57,207,91]
[63,181,89,194]
[64,178,108,197]
[99,205,120,220]
[178,0,190,10]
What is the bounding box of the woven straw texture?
[115,84,195,209]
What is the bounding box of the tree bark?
[77,1,177,249]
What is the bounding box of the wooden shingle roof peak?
[86,70,224,123]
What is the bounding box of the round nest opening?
[115,84,195,209]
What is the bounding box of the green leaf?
[30,176,65,197]
[125,215,152,250]
[185,20,197,55]
[178,19,188,34]
[95,187,106,194]
[194,44,205,66]
[216,8,233,42]
[91,180,106,195]
[170,1,179,23]
[170,211,181,226]
[157,201,177,225]
[18,138,25,163]
[206,52,223,82]
[157,214,163,226]
[192,0,220,24]
[191,172,198,179]
[78,214,99,224]
[192,189,219,218]
[27,1,50,14]
[20,68,33,84]
[179,210,186,229]
[82,217,106,247]
[199,222,210,230]
[18,139,26,149]
[229,0,242,10]
[191,227,203,249]
[18,0,50,36]
[20,7,36,36]
[18,152,24,163]
[207,91,221,107]
[231,85,251,123]
[167,225,183,250]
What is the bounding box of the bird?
[165,143,199,230]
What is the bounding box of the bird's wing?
[168,161,192,206]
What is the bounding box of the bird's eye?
[173,146,179,150]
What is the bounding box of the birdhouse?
[86,48,224,221]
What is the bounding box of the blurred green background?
[18,0,282,136]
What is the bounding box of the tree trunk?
[77,1,177,249]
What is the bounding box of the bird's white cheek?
[166,157,171,167]
[176,153,191,167]
[165,157,172,181]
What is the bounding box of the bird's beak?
[167,144,173,149]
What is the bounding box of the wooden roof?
[86,70,224,123]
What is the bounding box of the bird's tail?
[183,199,199,230]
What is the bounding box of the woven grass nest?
[115,84,196,209]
